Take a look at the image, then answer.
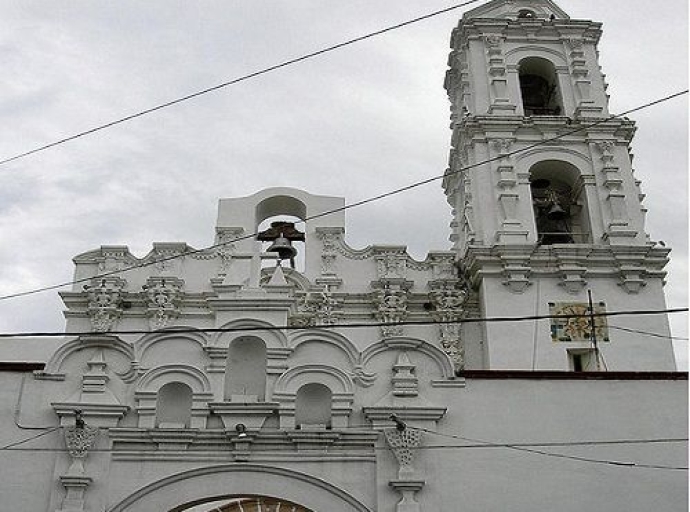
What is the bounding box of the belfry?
[443,0,675,370]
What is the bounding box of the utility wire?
[0,0,483,167]
[609,324,689,341]
[1,427,686,471]
[414,426,688,471]
[0,89,686,303]
[0,307,686,338]
[0,426,60,450]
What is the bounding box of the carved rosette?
[384,428,423,478]
[143,277,183,330]
[373,286,409,337]
[429,282,468,371]
[84,278,126,332]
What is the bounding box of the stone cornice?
[455,19,602,48]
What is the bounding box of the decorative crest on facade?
[429,281,468,371]
[142,277,183,329]
[84,277,126,332]
[373,285,409,337]
[290,289,342,327]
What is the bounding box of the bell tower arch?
[443,0,676,370]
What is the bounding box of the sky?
[1,0,687,368]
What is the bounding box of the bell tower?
[443,0,676,370]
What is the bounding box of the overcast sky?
[1,0,687,368]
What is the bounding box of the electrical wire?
[0,426,60,450]
[0,307,686,338]
[1,426,686,471]
[0,0,483,168]
[609,324,689,341]
[413,426,688,471]
[0,89,686,303]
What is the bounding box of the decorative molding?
[83,277,126,332]
[372,284,410,338]
[428,281,468,371]
[384,428,423,479]
[142,277,184,330]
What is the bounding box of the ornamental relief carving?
[142,278,183,329]
[290,290,342,327]
[65,425,99,459]
[373,285,409,337]
[384,427,423,478]
[376,252,407,280]
[84,278,126,332]
[429,282,468,371]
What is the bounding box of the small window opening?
[519,57,562,116]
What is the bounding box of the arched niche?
[295,383,333,429]
[273,365,354,429]
[135,365,213,429]
[156,382,193,428]
[108,463,373,512]
[224,336,267,401]
[518,56,563,116]
[528,159,592,245]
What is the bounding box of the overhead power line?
[0,89,686,303]
[1,424,686,471]
[0,307,685,338]
[608,324,689,341]
[0,0,483,167]
[415,426,688,471]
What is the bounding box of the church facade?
[0,1,686,511]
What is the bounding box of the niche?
[156,382,193,428]
[294,383,332,429]
[224,337,267,401]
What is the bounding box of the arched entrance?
[107,464,373,512]
[175,495,311,511]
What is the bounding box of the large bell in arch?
[266,234,297,261]
[257,221,305,267]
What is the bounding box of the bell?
[267,235,297,261]
[547,200,568,220]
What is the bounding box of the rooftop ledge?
[459,370,687,380]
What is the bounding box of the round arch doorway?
[177,496,312,512]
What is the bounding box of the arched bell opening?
[529,160,591,245]
[518,57,563,116]
[156,382,193,428]
[224,336,267,401]
[255,196,307,272]
[175,495,312,512]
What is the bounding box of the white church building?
[1,1,686,511]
